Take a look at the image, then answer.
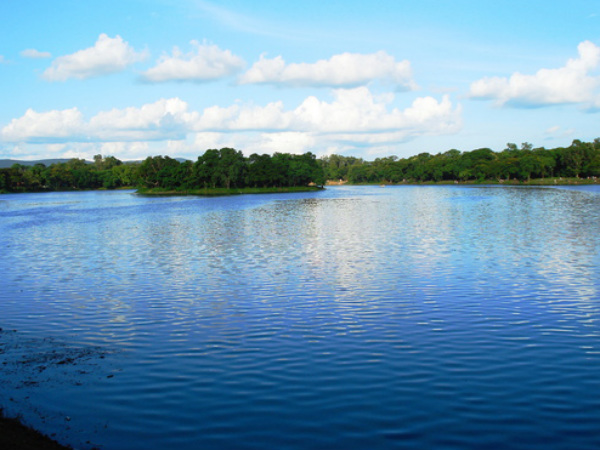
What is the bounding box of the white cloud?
[1,98,194,143]
[195,101,291,131]
[1,108,86,142]
[21,49,51,59]
[188,88,461,155]
[42,34,147,81]
[0,55,6,64]
[187,131,317,157]
[192,87,460,137]
[1,89,461,157]
[239,51,416,89]
[141,41,244,82]
[251,132,317,154]
[192,132,230,150]
[98,141,150,159]
[469,40,600,108]
[4,141,156,162]
[89,98,195,140]
[294,88,459,133]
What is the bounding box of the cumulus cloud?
[252,132,317,154]
[469,40,600,108]
[188,131,317,157]
[192,87,460,137]
[89,98,195,140]
[141,41,245,82]
[239,51,416,89]
[1,89,461,156]
[190,88,461,154]
[98,141,150,159]
[21,49,51,59]
[42,34,147,81]
[298,88,459,133]
[1,108,86,142]
[1,98,193,143]
[195,101,291,131]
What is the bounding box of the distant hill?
[0,159,89,169]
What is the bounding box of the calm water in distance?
[1,185,600,450]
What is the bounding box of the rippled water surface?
[1,185,600,449]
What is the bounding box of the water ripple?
[1,186,600,449]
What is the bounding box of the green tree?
[25,163,47,190]
[137,156,181,188]
[111,163,138,187]
[562,139,594,177]
[0,168,10,192]
[271,153,293,187]
[246,153,275,187]
[217,148,246,189]
[8,164,27,191]
[193,149,221,188]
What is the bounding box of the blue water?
[1,185,600,449]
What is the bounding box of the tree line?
[0,149,325,193]
[321,139,600,184]
[2,139,600,193]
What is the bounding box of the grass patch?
[135,186,325,196]
[345,177,599,186]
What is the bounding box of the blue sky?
[1,0,600,161]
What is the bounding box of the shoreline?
[135,185,324,196]
[0,411,72,450]
[327,176,599,186]
[0,328,112,450]
[2,178,598,195]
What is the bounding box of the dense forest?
[1,139,600,193]
[0,149,325,193]
[321,139,600,184]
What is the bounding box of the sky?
[1,0,600,162]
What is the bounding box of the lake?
[1,185,600,450]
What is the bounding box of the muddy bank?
[0,327,116,449]
[0,411,72,450]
